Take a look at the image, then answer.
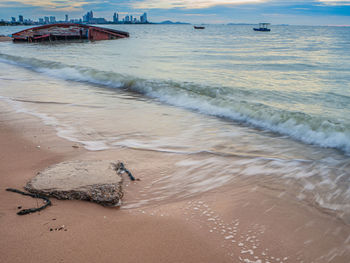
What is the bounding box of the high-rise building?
[140,13,147,23]
[124,15,130,23]
[18,15,24,22]
[44,17,49,23]
[50,16,56,23]
[39,18,44,24]
[83,11,93,23]
[65,14,68,22]
[11,17,16,22]
[113,12,119,23]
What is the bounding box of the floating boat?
[194,26,205,29]
[253,23,271,32]
[12,23,129,42]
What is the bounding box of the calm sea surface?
[1,25,350,221]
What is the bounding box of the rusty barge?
[12,23,129,42]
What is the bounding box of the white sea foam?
[1,53,349,154]
[3,87,350,222]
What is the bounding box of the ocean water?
[1,24,350,221]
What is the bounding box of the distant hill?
[159,20,190,25]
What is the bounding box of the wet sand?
[0,107,349,263]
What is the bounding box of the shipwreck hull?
[12,23,129,42]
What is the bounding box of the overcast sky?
[0,0,350,25]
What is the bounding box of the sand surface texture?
[0,102,349,263]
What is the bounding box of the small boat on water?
[253,23,271,32]
[194,26,205,29]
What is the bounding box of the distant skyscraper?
[140,13,147,23]
[18,15,23,22]
[113,12,119,23]
[11,17,16,22]
[83,11,93,23]
[50,16,56,23]
[65,14,68,22]
[125,15,130,23]
[39,18,44,24]
[44,16,49,23]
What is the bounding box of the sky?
[0,0,350,25]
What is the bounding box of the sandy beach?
[1,101,349,263]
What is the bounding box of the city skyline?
[1,11,149,25]
[0,10,149,25]
[0,1,349,26]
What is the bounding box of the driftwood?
[114,162,138,181]
[6,188,51,215]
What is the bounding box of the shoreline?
[0,105,231,263]
[0,103,350,262]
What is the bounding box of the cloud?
[182,13,217,16]
[318,0,350,5]
[132,0,268,10]
[0,0,101,11]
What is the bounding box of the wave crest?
[1,53,349,154]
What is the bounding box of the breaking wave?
[1,53,350,154]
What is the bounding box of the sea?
[0,24,350,222]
